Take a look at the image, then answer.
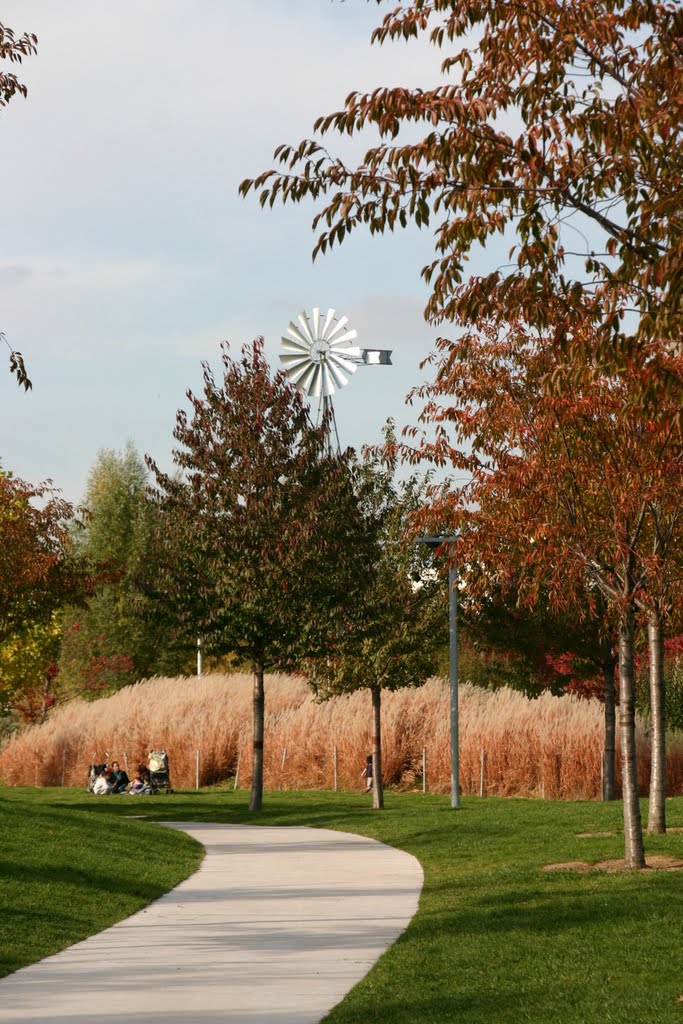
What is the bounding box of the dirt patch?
[543,855,683,874]
[576,831,617,838]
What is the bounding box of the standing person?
[361,754,373,792]
[110,761,130,793]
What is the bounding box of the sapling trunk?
[371,684,384,810]
[618,604,646,868]
[647,607,666,834]
[249,658,265,812]
[601,641,617,801]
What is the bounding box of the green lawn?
[1,786,682,1023]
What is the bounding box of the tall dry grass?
[1,674,682,798]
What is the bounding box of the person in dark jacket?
[110,761,130,793]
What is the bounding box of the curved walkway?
[0,822,423,1024]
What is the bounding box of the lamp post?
[417,535,460,808]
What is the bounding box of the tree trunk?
[646,607,667,834]
[371,684,384,810]
[249,658,265,812]
[601,640,617,801]
[618,604,646,868]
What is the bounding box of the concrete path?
[0,822,423,1024]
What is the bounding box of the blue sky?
[1,1,452,503]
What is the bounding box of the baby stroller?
[148,749,172,794]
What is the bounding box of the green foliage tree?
[58,443,190,698]
[147,338,375,811]
[307,437,446,809]
[0,613,62,725]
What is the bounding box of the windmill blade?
[321,362,339,397]
[294,361,320,396]
[328,351,359,378]
[326,315,349,342]
[280,353,315,373]
[307,363,325,398]
[285,360,318,389]
[297,311,315,344]
[319,308,337,340]
[325,359,350,392]
[286,322,312,347]
[328,328,359,349]
[281,336,311,356]
[312,307,321,340]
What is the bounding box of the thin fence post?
[196,749,200,790]
[422,747,427,794]
[333,746,338,792]
[123,752,129,773]
[61,748,66,787]
[280,746,287,790]
[234,752,241,791]
[479,747,486,797]
[600,750,605,800]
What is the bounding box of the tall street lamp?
[416,535,460,808]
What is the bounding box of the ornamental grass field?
[2,674,682,799]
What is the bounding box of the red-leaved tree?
[242,0,683,399]
[397,319,683,866]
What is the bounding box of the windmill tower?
[280,307,392,451]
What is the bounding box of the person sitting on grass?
[129,766,152,795]
[110,761,130,793]
[92,769,114,795]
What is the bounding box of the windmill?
[280,307,392,451]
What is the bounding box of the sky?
[0,0,455,504]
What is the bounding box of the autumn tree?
[306,434,446,809]
[147,338,375,812]
[242,0,683,395]
[0,473,90,725]
[0,474,86,645]
[1,22,37,391]
[401,319,683,867]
